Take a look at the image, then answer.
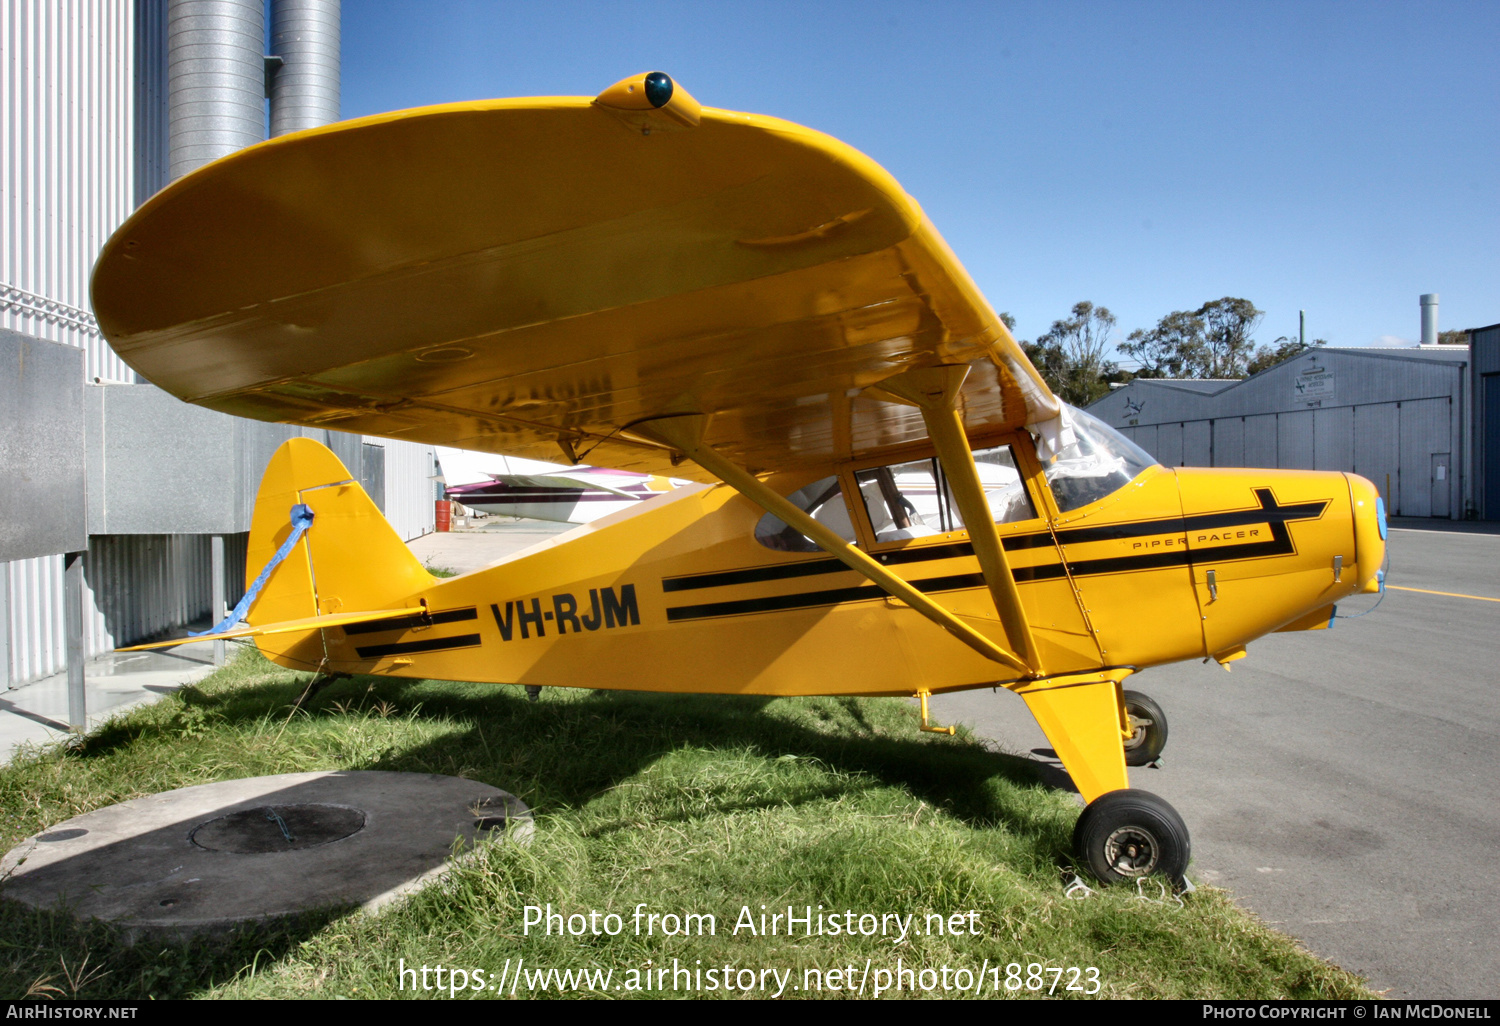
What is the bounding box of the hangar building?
[1,0,438,691]
[1471,323,1500,520]
[1087,346,1471,519]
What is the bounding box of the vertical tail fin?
[248,438,433,626]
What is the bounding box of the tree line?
[1002,298,1328,407]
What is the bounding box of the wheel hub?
[1103,825,1160,876]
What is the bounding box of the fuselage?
[257,417,1385,698]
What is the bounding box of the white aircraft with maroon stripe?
[436,447,681,524]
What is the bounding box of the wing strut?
[866,365,1045,674]
[633,415,1033,676]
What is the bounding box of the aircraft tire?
[1073,789,1190,887]
[1122,690,1168,767]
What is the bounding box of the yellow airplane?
[92,73,1386,887]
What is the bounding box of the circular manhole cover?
[190,804,366,854]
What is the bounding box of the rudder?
[247,438,433,629]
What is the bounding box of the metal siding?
[269,0,340,136]
[1156,423,1183,467]
[5,554,65,683]
[78,534,213,654]
[94,383,242,534]
[1182,420,1211,467]
[225,531,247,605]
[1130,424,1158,461]
[1398,397,1452,519]
[1484,373,1500,519]
[378,438,436,541]
[0,331,87,559]
[1244,414,1278,468]
[361,442,387,514]
[3,0,138,685]
[1,0,137,383]
[1215,417,1245,468]
[133,0,169,206]
[1277,411,1315,469]
[166,0,265,180]
[1313,406,1354,471]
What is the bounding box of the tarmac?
[0,518,575,767]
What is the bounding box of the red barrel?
[435,499,452,532]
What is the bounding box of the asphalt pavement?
[932,518,1500,999]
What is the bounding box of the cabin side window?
[855,445,1035,545]
[754,476,857,552]
[1040,406,1158,512]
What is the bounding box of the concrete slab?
[2,641,219,766]
[0,771,531,942]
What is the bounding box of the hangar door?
[1398,397,1452,518]
[1353,403,1399,509]
[1487,375,1500,520]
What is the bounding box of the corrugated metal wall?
[1473,325,1500,519]
[1118,399,1461,517]
[1106,350,1468,517]
[1,0,138,383]
[2,0,147,687]
[3,556,65,684]
[82,534,210,653]
[378,439,437,541]
[133,0,169,206]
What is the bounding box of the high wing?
[92,76,1057,480]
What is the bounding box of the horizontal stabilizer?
[117,606,429,652]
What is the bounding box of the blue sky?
[340,1,1498,363]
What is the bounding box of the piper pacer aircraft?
[92,73,1386,886]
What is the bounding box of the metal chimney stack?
[269,0,342,136]
[167,0,266,180]
[1420,293,1439,346]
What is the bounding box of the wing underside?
[93,95,1057,478]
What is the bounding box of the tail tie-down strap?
[192,503,315,636]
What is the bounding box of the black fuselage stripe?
[665,573,984,622]
[343,607,478,635]
[660,500,1329,594]
[663,496,1331,619]
[354,634,482,658]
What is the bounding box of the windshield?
[1041,405,1158,512]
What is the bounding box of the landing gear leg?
[524,685,542,703]
[1073,789,1191,887]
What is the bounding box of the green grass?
[0,651,1372,1000]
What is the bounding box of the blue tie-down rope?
[192,504,315,636]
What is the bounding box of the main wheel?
[1073,789,1190,886]
[1121,690,1167,767]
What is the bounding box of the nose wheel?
[1073,789,1190,887]
[1122,690,1167,767]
